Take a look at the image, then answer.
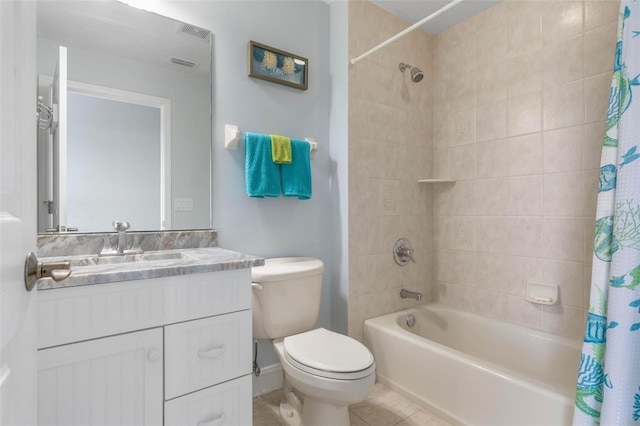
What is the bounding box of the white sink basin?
[71,251,194,267]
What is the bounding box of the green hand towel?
[270,134,292,164]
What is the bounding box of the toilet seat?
[283,328,375,380]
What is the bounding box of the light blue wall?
[144,1,337,366]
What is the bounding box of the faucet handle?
[99,236,117,256]
[113,220,130,232]
[398,247,415,263]
[393,238,415,265]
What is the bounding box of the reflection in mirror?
[36,1,212,233]
[67,90,164,231]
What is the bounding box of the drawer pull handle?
[198,345,225,358]
[197,412,224,426]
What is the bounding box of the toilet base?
[301,397,350,426]
[271,338,375,426]
[277,380,351,426]
[279,381,303,426]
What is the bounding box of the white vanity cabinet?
[37,268,253,426]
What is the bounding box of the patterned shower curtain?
[574,1,640,424]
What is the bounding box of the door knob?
[24,252,71,291]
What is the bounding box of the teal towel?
[245,133,280,198]
[281,139,312,200]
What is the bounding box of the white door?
[0,1,38,425]
[51,46,67,232]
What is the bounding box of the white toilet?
[252,257,375,426]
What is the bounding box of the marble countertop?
[37,247,264,290]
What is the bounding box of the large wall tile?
[543,126,584,173]
[476,100,507,142]
[543,172,585,217]
[507,5,542,58]
[476,139,507,178]
[543,80,584,130]
[507,175,543,216]
[542,35,584,88]
[584,21,618,77]
[542,217,585,262]
[585,0,620,30]
[507,51,542,96]
[542,1,583,45]
[450,108,476,146]
[508,91,542,136]
[507,133,543,176]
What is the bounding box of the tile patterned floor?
[253,383,453,426]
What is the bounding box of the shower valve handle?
[397,247,415,263]
[393,238,415,265]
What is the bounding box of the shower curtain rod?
[350,0,467,65]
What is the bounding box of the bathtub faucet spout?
[400,288,422,301]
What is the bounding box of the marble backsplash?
[37,229,218,257]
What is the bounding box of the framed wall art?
[248,41,308,91]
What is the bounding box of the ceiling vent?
[179,23,211,40]
[170,57,199,69]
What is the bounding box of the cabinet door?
[164,375,252,426]
[38,328,163,426]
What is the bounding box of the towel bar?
[224,124,318,158]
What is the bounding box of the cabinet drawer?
[164,375,252,426]
[38,269,251,349]
[165,310,252,399]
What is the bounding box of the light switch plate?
[174,198,193,211]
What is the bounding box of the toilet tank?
[251,257,324,340]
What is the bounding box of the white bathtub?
[363,305,582,426]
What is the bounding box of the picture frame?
[248,41,308,91]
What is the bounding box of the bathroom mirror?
[36,0,212,233]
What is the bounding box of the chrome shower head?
[411,67,424,83]
[399,62,424,83]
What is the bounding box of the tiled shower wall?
[348,0,619,342]
[348,1,434,341]
[432,0,619,339]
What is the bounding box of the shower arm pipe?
[349,0,466,65]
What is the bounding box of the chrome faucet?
[400,288,422,302]
[113,220,131,254]
[98,220,143,256]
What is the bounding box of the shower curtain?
[574,1,640,424]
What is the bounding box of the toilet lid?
[283,328,375,380]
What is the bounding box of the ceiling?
[37,0,501,75]
[370,0,502,34]
[37,1,211,77]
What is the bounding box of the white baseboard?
[252,363,283,397]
